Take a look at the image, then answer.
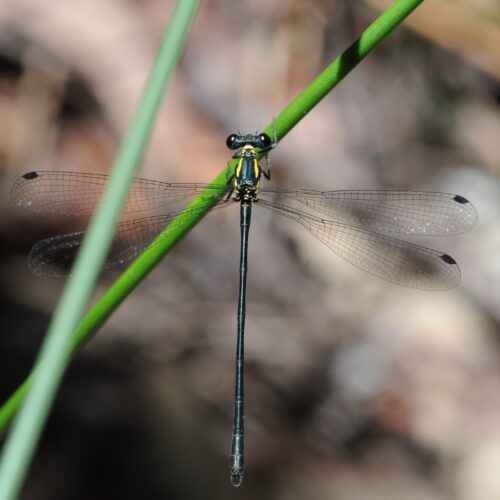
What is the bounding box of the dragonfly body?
[11,130,477,487]
[227,132,273,486]
[229,132,271,202]
[234,147,260,200]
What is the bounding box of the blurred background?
[1,0,499,498]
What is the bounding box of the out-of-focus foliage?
[0,1,499,499]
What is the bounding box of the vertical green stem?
[0,2,200,499]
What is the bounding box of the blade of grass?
[0,0,424,439]
[0,1,201,499]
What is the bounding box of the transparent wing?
[256,199,460,290]
[28,201,234,277]
[258,188,477,236]
[11,171,230,216]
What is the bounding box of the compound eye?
[226,134,238,149]
[259,133,272,148]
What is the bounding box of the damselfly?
[11,132,477,486]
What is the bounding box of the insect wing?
[28,201,233,277]
[257,199,461,290]
[11,171,229,216]
[258,189,477,236]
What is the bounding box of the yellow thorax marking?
[235,158,242,178]
[241,144,256,157]
[253,159,259,178]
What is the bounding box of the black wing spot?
[440,254,457,265]
[453,195,468,204]
[22,171,39,180]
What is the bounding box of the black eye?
[226,134,238,149]
[259,133,271,148]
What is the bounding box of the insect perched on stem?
[11,129,477,486]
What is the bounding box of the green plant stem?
[0,1,200,499]
[0,0,424,447]
[262,0,425,142]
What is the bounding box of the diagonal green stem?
[0,1,201,499]
[261,0,425,142]
[0,0,424,449]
